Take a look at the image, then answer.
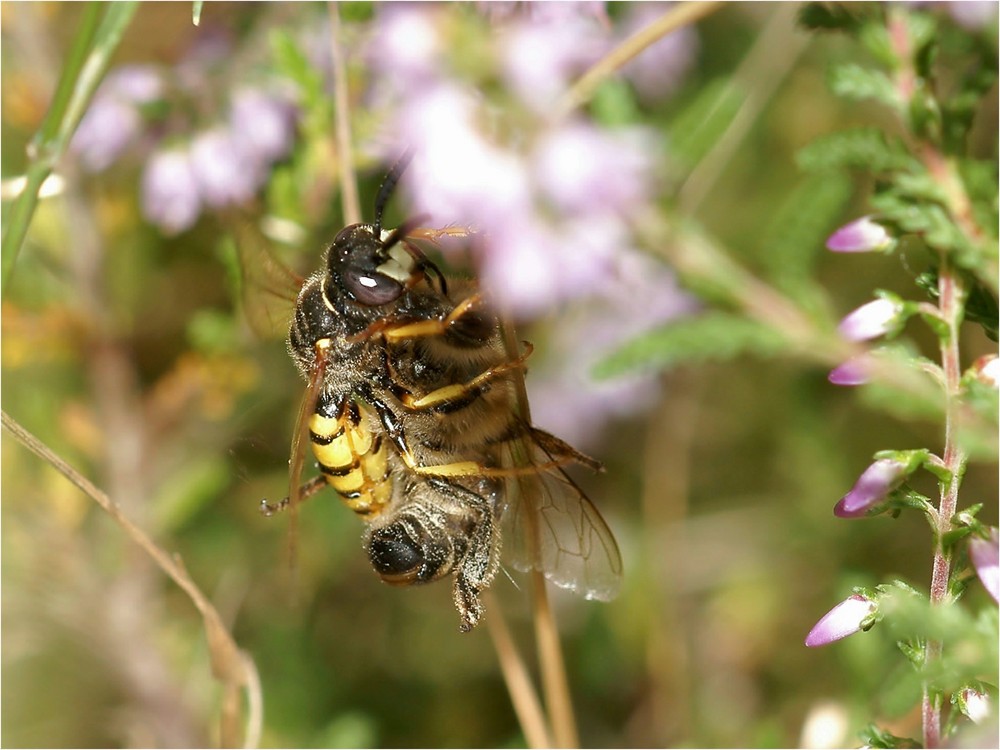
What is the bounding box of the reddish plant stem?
[922,255,967,749]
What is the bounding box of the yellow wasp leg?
[393,447,570,480]
[400,342,534,410]
[382,293,484,342]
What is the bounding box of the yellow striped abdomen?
[309,396,392,518]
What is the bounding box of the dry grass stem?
[330,1,361,225]
[1,410,262,748]
[557,1,723,118]
[483,591,554,748]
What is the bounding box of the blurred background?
[2,3,997,748]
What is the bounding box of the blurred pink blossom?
[499,10,611,113]
[534,123,653,215]
[141,149,202,235]
[969,529,999,603]
[71,65,165,171]
[826,216,893,253]
[229,87,298,165]
[828,356,872,386]
[190,128,262,208]
[619,2,699,103]
[837,298,902,342]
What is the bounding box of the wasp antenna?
[374,148,416,234]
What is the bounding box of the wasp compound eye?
[342,269,403,306]
[326,223,404,306]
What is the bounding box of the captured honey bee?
[258,154,622,631]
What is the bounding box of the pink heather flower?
[141,148,202,234]
[826,216,893,253]
[834,458,908,518]
[619,2,699,103]
[72,98,143,172]
[480,212,623,316]
[837,298,901,342]
[190,127,262,208]
[228,87,298,165]
[828,356,871,386]
[71,65,165,172]
[958,688,992,724]
[104,65,164,105]
[805,594,877,647]
[527,251,697,446]
[969,529,999,603]
[534,122,653,216]
[367,5,443,88]
[499,12,611,113]
[947,1,998,30]
[973,354,1000,388]
[396,84,533,234]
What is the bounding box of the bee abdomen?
[309,396,393,518]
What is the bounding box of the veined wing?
[224,212,305,340]
[500,428,623,602]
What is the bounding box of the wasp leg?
[360,385,571,483]
[347,293,488,345]
[260,475,327,517]
[396,342,533,411]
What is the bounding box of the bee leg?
[443,482,499,632]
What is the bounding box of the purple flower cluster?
[70,36,299,235]
[72,66,165,171]
[142,87,297,235]
[367,3,695,318]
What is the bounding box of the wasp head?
[324,222,411,307]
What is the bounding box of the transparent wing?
[500,428,623,602]
[224,212,304,340]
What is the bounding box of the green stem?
[1,1,138,296]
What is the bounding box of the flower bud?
[972,354,1000,389]
[825,216,894,253]
[828,356,871,386]
[805,594,877,647]
[969,529,999,604]
[837,298,902,342]
[957,688,991,724]
[834,458,908,518]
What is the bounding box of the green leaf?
[828,63,899,108]
[796,128,915,174]
[858,18,897,69]
[859,724,921,749]
[964,280,998,340]
[797,2,868,33]
[758,172,853,289]
[593,313,788,379]
[668,78,743,169]
[1,1,139,296]
[591,79,640,126]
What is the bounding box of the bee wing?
[500,430,623,602]
[225,213,304,340]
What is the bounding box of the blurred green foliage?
[2,3,997,748]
